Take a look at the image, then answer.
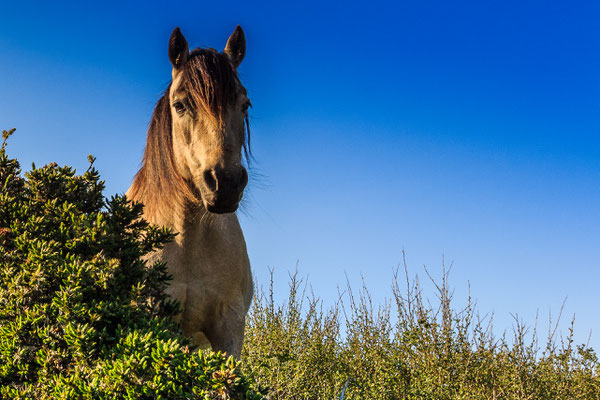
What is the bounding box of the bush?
[4,125,598,399]
[242,267,600,399]
[0,129,265,399]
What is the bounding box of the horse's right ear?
[169,27,189,69]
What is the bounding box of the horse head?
[167,26,250,214]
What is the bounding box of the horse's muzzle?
[201,166,248,214]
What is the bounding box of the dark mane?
[184,48,240,125]
[128,48,249,221]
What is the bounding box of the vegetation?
[242,267,600,399]
[1,127,598,399]
[0,129,264,399]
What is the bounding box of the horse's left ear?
[224,25,245,69]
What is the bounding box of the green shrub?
[0,129,265,399]
[243,267,600,399]
[3,125,598,399]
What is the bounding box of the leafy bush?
[243,266,600,399]
[3,126,598,399]
[0,129,265,399]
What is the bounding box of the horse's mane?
[128,48,249,223]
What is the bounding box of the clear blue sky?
[1,1,599,348]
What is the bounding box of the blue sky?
[1,1,599,348]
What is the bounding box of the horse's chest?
[158,216,250,309]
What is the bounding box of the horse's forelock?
[179,48,252,162]
[179,48,240,125]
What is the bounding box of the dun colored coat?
[127,26,253,357]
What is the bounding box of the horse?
[126,26,253,358]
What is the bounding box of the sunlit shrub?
[243,266,600,399]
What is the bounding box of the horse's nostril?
[203,169,218,192]
[239,168,248,188]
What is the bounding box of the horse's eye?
[242,101,251,114]
[173,101,186,114]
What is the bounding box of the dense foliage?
[0,129,264,399]
[243,269,600,399]
[2,127,598,399]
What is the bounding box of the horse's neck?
[126,186,204,241]
[154,206,203,240]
